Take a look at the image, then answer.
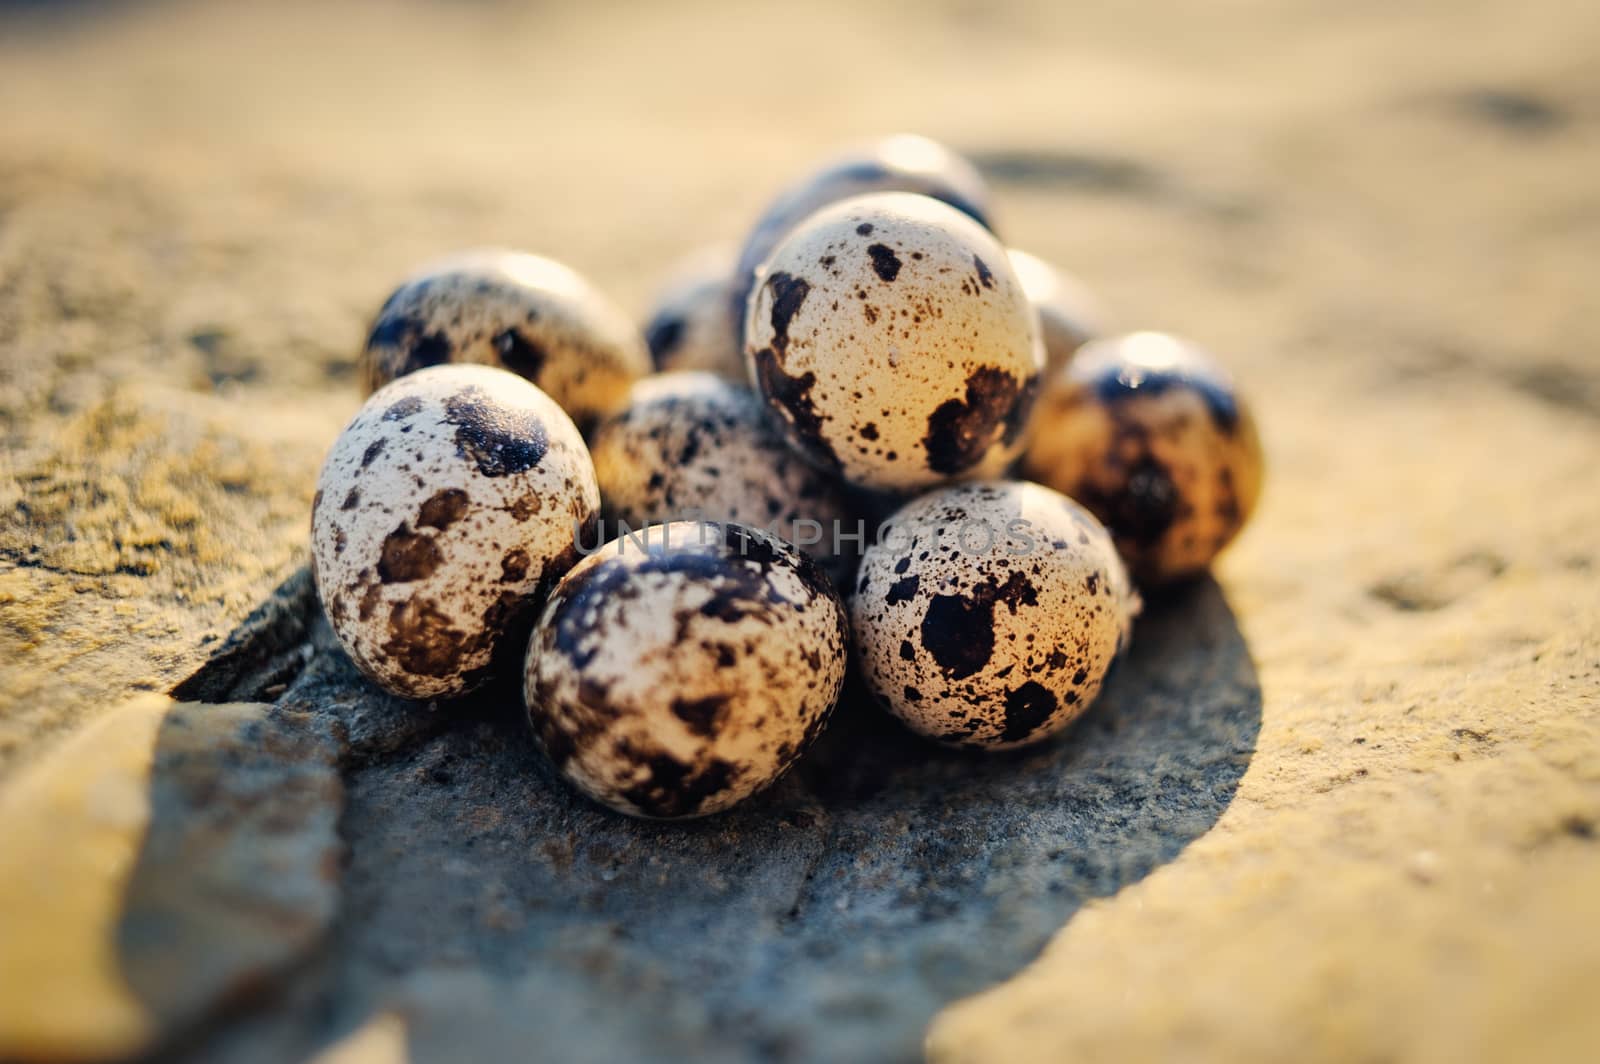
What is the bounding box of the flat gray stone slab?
[166,576,1258,1063]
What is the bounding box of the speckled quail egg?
[359,249,650,434]
[641,246,744,379]
[588,371,852,566]
[731,133,995,344]
[1020,331,1263,586]
[312,364,600,699]
[525,521,849,818]
[851,480,1138,750]
[745,191,1043,492]
[1007,248,1107,376]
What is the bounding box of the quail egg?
[1020,332,1263,585]
[731,133,995,344]
[1007,248,1107,376]
[745,191,1043,491]
[359,249,650,433]
[312,364,599,699]
[588,371,852,566]
[641,246,743,379]
[851,480,1138,750]
[526,521,849,818]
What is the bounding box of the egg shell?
[851,480,1138,750]
[526,521,849,818]
[1007,248,1107,376]
[589,372,853,565]
[359,249,650,434]
[641,246,744,379]
[731,134,995,345]
[312,364,600,700]
[744,191,1044,492]
[1020,332,1263,586]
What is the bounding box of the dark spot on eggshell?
[443,386,549,477]
[644,312,685,367]
[381,395,425,422]
[1001,681,1058,743]
[508,493,544,521]
[417,487,470,530]
[1091,363,1240,433]
[368,315,454,378]
[860,422,879,441]
[867,243,901,283]
[381,597,468,679]
[493,327,547,380]
[671,694,731,738]
[1084,452,1180,550]
[923,366,1023,474]
[899,639,916,661]
[360,438,387,468]
[501,548,531,583]
[341,488,361,511]
[377,524,443,583]
[885,574,920,605]
[528,665,620,772]
[752,348,842,472]
[973,255,995,290]
[1214,467,1242,527]
[765,272,810,357]
[677,425,704,466]
[529,696,578,770]
[920,594,992,679]
[477,589,534,680]
[1002,373,1040,446]
[357,581,382,622]
[856,223,874,236]
[618,753,739,818]
[721,522,783,569]
[919,571,1037,679]
[577,677,612,712]
[540,510,596,592]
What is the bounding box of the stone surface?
[1,0,1598,1061]
[0,696,344,1062]
[151,579,1257,1063]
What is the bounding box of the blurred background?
[2,1,1598,1062]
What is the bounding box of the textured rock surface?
[154,578,1258,1063]
[1,0,1597,1061]
[0,696,343,1062]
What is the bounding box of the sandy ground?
[2,0,1598,1060]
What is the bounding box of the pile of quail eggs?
[311,134,1263,819]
